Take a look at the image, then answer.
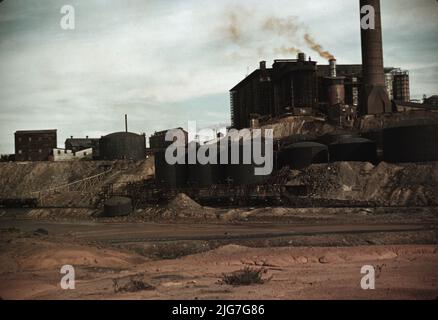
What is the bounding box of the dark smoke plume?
[304,33,335,60]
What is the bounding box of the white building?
[52,148,93,161]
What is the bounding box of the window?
[28,137,32,142]
[38,149,42,153]
[58,150,61,155]
[18,150,22,154]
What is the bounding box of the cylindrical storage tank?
[361,130,384,149]
[154,150,187,189]
[104,197,132,217]
[393,73,410,102]
[383,124,438,163]
[187,144,224,187]
[224,139,270,186]
[279,142,329,170]
[318,133,359,146]
[361,130,384,159]
[100,132,146,160]
[329,137,377,163]
[327,81,345,106]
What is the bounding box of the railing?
[31,167,113,206]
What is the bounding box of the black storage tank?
[100,132,146,161]
[187,143,224,187]
[361,129,384,159]
[318,133,359,145]
[383,124,438,163]
[224,139,271,186]
[154,149,187,189]
[329,137,377,163]
[278,142,329,169]
[104,196,133,217]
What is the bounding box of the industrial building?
[230,57,411,130]
[230,0,412,130]
[230,54,318,129]
[14,130,57,162]
[149,128,188,151]
[52,148,93,161]
[65,136,100,159]
[424,96,438,107]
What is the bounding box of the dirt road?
[1,217,436,244]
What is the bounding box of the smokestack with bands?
[329,58,337,78]
[359,0,391,114]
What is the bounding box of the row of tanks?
[155,140,268,189]
[154,134,377,189]
[154,122,438,189]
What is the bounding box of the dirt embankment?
[0,159,154,206]
[288,161,438,207]
[261,116,336,140]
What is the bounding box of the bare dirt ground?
[0,213,437,300]
[0,160,437,300]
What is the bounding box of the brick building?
[14,130,57,161]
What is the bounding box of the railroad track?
[104,225,438,245]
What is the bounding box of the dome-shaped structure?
[329,137,377,163]
[278,142,329,169]
[383,124,438,163]
[100,132,146,160]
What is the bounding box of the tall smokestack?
[360,0,391,114]
[125,114,128,132]
[329,58,337,78]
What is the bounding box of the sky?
[0,0,437,154]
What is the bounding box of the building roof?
[151,127,187,136]
[395,100,438,110]
[65,138,99,147]
[229,69,269,91]
[317,65,396,77]
[15,129,57,135]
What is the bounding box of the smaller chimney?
[70,136,73,139]
[329,58,337,78]
[125,114,128,133]
[297,52,306,62]
[86,135,89,139]
[259,61,266,71]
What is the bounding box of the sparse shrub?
[149,242,214,260]
[112,276,155,293]
[221,267,267,286]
